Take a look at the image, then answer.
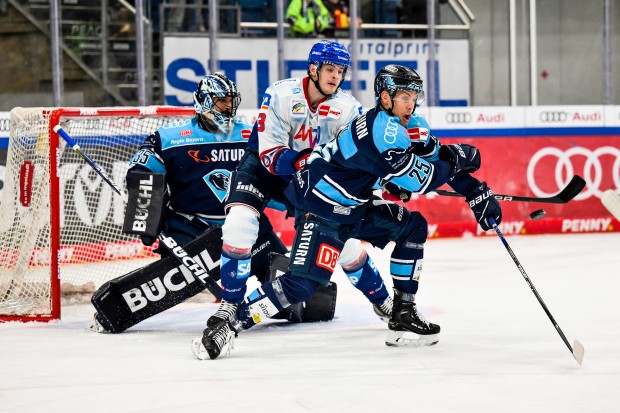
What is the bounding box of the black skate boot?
[386,290,440,347]
[191,319,237,360]
[206,300,239,327]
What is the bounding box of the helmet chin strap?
[311,71,331,97]
[378,95,396,116]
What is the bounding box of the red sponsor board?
[266,134,620,244]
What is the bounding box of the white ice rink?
[1,232,619,412]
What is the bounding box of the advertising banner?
[162,37,470,109]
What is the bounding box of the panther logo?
[208,172,229,191]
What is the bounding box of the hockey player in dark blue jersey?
[90,74,300,333]
[192,65,502,359]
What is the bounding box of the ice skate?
[191,319,237,360]
[206,300,239,327]
[386,292,440,347]
[89,313,109,333]
[372,295,393,323]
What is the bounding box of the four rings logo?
[539,111,568,123]
[445,112,472,124]
[527,146,620,200]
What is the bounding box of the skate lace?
[212,301,238,320]
[379,296,393,315]
[208,321,233,349]
[412,305,430,326]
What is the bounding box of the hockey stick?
[54,125,221,297]
[488,217,584,365]
[601,190,620,221]
[54,125,125,198]
[433,175,586,204]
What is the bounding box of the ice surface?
[1,233,619,412]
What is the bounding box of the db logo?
[180,129,192,136]
[316,244,340,272]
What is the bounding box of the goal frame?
[0,106,195,322]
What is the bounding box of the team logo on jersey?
[292,87,301,94]
[407,127,428,142]
[291,100,307,116]
[203,169,231,203]
[188,149,211,163]
[261,93,272,110]
[180,129,192,137]
[316,244,340,272]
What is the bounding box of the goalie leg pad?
[91,228,223,333]
[123,171,167,237]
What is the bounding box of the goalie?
[91,74,336,333]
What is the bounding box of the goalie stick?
[488,217,584,365]
[54,125,221,297]
[433,175,586,204]
[601,190,620,221]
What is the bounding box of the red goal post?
[0,106,195,322]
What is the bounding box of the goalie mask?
[194,73,241,132]
[374,65,425,114]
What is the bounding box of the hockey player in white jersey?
[208,40,394,329]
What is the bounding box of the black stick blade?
[556,175,586,203]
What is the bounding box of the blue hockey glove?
[382,182,412,202]
[439,144,481,177]
[466,182,502,231]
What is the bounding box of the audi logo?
[445,112,472,124]
[539,111,568,123]
[527,146,620,199]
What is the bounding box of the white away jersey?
[248,76,363,176]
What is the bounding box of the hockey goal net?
[0,106,195,322]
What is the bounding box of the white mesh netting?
[0,107,194,319]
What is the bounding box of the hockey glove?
[292,148,313,171]
[466,182,502,231]
[439,143,481,177]
[382,182,412,202]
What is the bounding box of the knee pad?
[338,238,367,271]
[222,206,259,250]
[397,211,428,246]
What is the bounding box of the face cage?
[200,92,240,128]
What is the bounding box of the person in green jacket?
[286,0,331,37]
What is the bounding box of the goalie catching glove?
[466,182,502,231]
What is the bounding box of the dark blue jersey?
[128,117,252,224]
[284,107,453,223]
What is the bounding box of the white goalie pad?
[385,330,439,347]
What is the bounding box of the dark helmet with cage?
[307,40,351,91]
[374,64,425,113]
[193,73,241,132]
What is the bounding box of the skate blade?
[385,330,439,347]
[191,337,210,360]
